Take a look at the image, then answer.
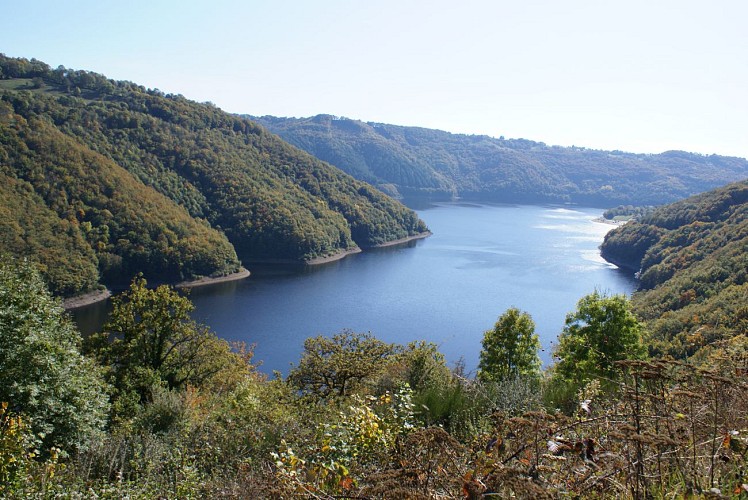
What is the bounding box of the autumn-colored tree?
[288,330,396,397]
[86,276,247,420]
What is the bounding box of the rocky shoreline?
[370,231,432,248]
[175,268,251,289]
[60,231,431,310]
[62,289,112,311]
[61,268,252,310]
[592,216,629,226]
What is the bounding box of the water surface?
[187,203,636,374]
[73,203,636,375]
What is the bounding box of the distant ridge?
[250,114,748,206]
[0,55,427,297]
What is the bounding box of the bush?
[0,258,109,454]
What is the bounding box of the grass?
[0,78,35,90]
[0,77,98,101]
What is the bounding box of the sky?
[3,0,747,158]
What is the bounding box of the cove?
[73,203,637,375]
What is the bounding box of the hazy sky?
[3,0,747,158]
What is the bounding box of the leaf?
[339,476,353,490]
[723,433,731,449]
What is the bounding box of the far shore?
[62,289,112,311]
[175,268,251,289]
[370,231,432,248]
[61,268,251,311]
[305,230,432,264]
[60,232,431,310]
[592,217,629,226]
[305,247,363,265]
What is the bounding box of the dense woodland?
[0,55,427,297]
[601,179,748,360]
[2,180,747,497]
[252,114,748,206]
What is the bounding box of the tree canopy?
[288,330,397,398]
[0,54,428,297]
[477,307,541,383]
[85,276,247,423]
[0,258,108,453]
[553,291,646,388]
[601,180,748,359]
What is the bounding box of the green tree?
[477,307,541,383]
[0,259,108,453]
[553,291,646,388]
[388,341,452,393]
[86,276,244,420]
[288,330,397,398]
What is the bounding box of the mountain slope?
[0,107,242,295]
[251,114,748,205]
[600,180,748,358]
[0,55,427,296]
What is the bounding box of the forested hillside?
[601,180,748,358]
[252,114,748,205]
[0,56,427,297]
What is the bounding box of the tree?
[86,276,246,418]
[389,341,452,393]
[288,330,396,398]
[0,259,108,453]
[477,307,541,383]
[553,291,646,388]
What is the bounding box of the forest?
[1,179,747,498]
[0,55,428,297]
[601,179,748,360]
[252,114,748,206]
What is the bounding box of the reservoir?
[74,203,637,375]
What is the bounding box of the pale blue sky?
[3,0,747,158]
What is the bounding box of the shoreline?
[249,231,432,266]
[62,289,112,311]
[62,268,252,311]
[61,232,431,310]
[592,217,628,226]
[175,268,251,289]
[305,247,363,265]
[304,231,432,264]
[370,231,432,248]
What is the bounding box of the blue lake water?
[73,203,637,375]
[184,203,636,374]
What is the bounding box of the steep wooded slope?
[0,56,427,296]
[252,114,748,205]
[600,180,748,358]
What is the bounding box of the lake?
[73,203,637,375]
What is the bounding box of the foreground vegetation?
[0,55,427,297]
[2,256,746,498]
[252,114,748,205]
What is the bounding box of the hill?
[0,56,427,297]
[600,180,748,358]
[251,114,748,206]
